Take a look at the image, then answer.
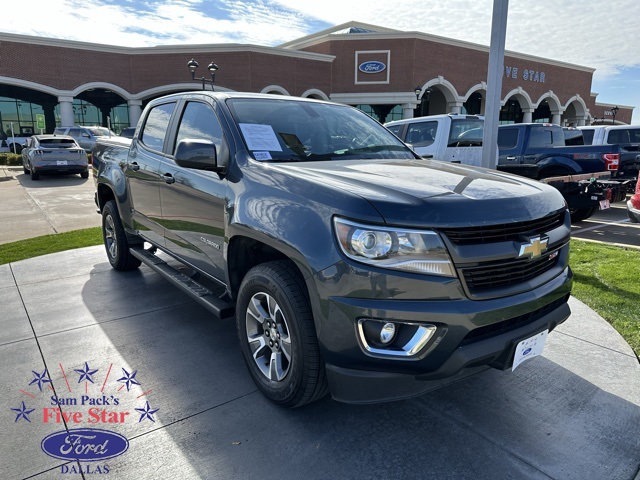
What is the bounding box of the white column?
[58,96,75,127]
[402,103,415,119]
[577,116,587,126]
[522,109,533,123]
[128,100,143,127]
[551,113,561,125]
[448,103,462,114]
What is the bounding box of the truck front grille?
[440,210,565,245]
[459,245,563,293]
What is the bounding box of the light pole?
[611,106,619,125]
[187,58,219,91]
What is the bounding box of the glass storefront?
[0,96,130,137]
[0,97,45,136]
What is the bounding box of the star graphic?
[74,362,99,384]
[117,368,140,392]
[135,401,159,423]
[11,401,35,422]
[29,369,51,392]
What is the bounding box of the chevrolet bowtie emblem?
[518,236,548,259]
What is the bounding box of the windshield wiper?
[334,144,409,156]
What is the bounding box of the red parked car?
[628,176,640,223]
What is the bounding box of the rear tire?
[102,200,142,271]
[236,261,328,407]
[570,206,598,223]
[30,167,39,181]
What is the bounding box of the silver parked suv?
[53,126,115,152]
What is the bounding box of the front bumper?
[628,198,640,223]
[311,260,572,404]
[326,297,570,404]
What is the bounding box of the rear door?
[126,100,177,247]
[158,98,229,281]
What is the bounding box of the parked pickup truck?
[579,124,640,185]
[93,92,572,407]
[385,114,487,166]
[497,123,628,222]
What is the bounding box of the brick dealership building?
[0,21,633,136]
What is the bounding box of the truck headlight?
[333,217,456,277]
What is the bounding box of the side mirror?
[174,139,222,172]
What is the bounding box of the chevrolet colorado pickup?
[93,92,573,407]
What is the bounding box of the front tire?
[80,171,89,179]
[102,200,142,271]
[236,261,328,407]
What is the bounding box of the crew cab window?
[447,119,484,147]
[581,129,595,145]
[174,102,225,156]
[386,124,404,137]
[406,121,437,146]
[528,127,563,148]
[497,128,519,149]
[140,102,176,152]
[608,128,640,144]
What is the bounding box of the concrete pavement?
[0,167,100,244]
[1,246,639,480]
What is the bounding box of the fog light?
[380,322,396,344]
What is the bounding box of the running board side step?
[130,247,235,319]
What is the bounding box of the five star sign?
[29,369,51,392]
[117,368,141,392]
[135,401,159,423]
[11,401,35,422]
[74,362,99,383]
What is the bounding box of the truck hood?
[270,158,565,227]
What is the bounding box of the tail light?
[602,153,619,171]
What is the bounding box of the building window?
[355,104,403,123]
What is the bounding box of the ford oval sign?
[358,61,386,74]
[41,428,129,462]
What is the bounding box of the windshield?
[227,98,415,162]
[87,127,115,137]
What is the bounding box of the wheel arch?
[227,234,312,303]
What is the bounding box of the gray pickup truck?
[92,92,573,407]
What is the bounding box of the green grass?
[0,227,103,265]
[569,240,640,356]
[0,229,637,356]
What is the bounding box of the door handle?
[163,173,175,184]
[129,162,140,171]
[506,156,517,161]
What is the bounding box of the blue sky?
[4,0,639,124]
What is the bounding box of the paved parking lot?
[1,166,640,479]
[0,168,99,245]
[1,247,639,479]
[571,199,640,249]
